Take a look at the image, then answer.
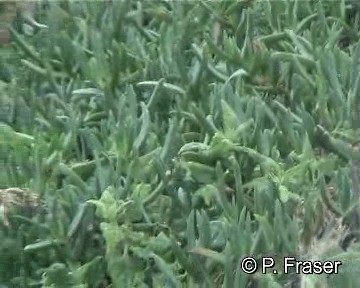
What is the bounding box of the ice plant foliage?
[0,0,360,287]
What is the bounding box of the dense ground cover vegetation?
[1,0,360,287]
